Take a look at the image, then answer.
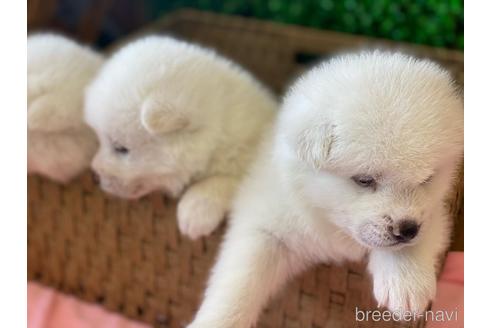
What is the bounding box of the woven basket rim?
[143,9,463,61]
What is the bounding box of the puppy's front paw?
[372,263,436,316]
[186,321,216,328]
[186,317,235,328]
[177,192,226,239]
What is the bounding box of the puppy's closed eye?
[352,175,377,189]
[112,142,129,155]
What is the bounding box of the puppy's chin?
[105,189,147,200]
[99,183,152,200]
[356,236,412,251]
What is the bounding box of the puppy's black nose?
[393,219,420,242]
[91,172,100,185]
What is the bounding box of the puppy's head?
[85,37,220,199]
[27,34,102,183]
[279,51,463,249]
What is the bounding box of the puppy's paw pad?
[177,195,225,239]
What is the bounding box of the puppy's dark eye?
[352,175,376,188]
[113,143,129,155]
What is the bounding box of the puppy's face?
[85,91,216,199]
[280,52,463,250]
[27,34,102,183]
[296,156,458,250]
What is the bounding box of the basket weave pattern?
[28,10,463,328]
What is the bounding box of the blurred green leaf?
[148,0,463,49]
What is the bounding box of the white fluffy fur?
[189,51,464,327]
[85,36,277,239]
[28,33,103,183]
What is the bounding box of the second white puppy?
[28,34,103,183]
[189,51,463,327]
[85,36,277,239]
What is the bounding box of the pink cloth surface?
[28,253,464,328]
[426,251,464,328]
[28,282,150,328]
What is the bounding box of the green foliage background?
[149,0,463,50]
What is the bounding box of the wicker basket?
[27,10,463,328]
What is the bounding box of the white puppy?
[28,34,103,183]
[85,36,277,239]
[189,51,463,327]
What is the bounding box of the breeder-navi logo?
[355,307,459,322]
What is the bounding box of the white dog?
[85,36,277,239]
[188,51,464,327]
[28,34,103,183]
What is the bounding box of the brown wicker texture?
[28,0,116,43]
[27,10,463,328]
[28,0,59,29]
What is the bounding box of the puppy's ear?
[296,123,333,169]
[28,95,77,132]
[140,97,189,135]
